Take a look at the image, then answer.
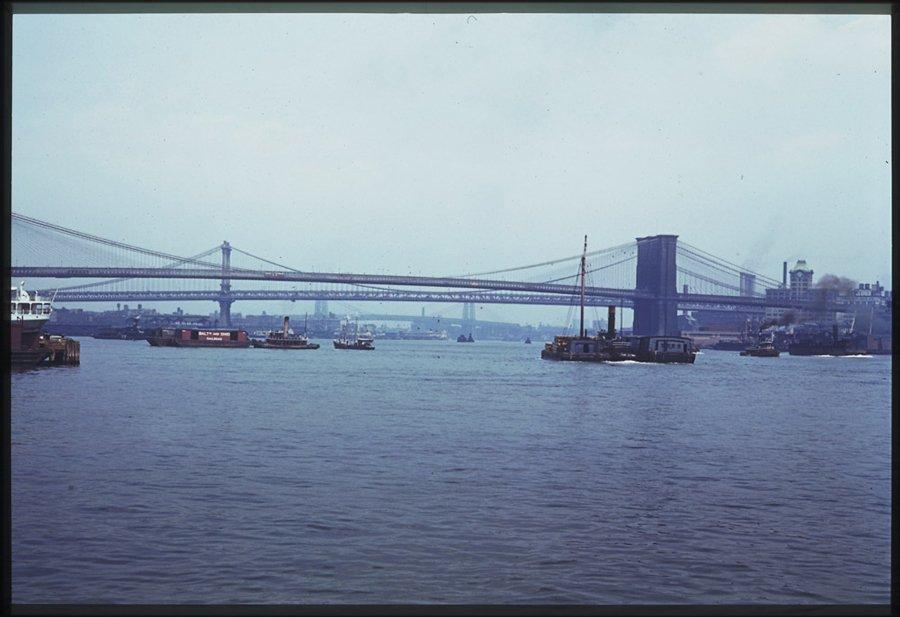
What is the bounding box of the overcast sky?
[11,11,891,324]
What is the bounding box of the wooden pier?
[39,335,80,365]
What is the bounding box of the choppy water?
[10,339,891,604]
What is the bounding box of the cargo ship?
[540,236,697,364]
[789,324,866,356]
[146,327,251,348]
[93,316,145,340]
[10,283,53,366]
[251,316,319,349]
[333,320,375,350]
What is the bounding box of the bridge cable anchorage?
[677,241,782,287]
[12,212,227,270]
[444,241,636,278]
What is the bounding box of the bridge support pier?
[462,302,476,335]
[219,241,232,327]
[218,298,233,328]
[632,234,679,336]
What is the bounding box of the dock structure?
[40,335,80,365]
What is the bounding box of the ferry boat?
[540,237,697,364]
[333,319,375,350]
[146,327,251,348]
[252,316,319,349]
[9,282,53,366]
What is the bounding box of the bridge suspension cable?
[676,267,747,295]
[38,246,224,294]
[447,241,635,278]
[678,241,782,287]
[12,212,226,270]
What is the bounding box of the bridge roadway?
[44,289,777,314]
[13,267,846,312]
[11,266,649,300]
[47,289,637,308]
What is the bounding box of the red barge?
[146,327,251,348]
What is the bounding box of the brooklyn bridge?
[9,212,842,336]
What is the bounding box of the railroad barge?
[146,327,251,348]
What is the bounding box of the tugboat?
[540,236,697,364]
[457,333,474,343]
[333,319,375,350]
[740,336,780,357]
[524,336,532,344]
[252,315,320,349]
[93,315,146,340]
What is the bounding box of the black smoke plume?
[815,274,857,294]
[759,310,797,330]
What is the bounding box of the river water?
[10,338,891,604]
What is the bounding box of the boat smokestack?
[607,306,616,338]
[783,261,788,288]
[283,315,290,337]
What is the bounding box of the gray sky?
[11,11,891,325]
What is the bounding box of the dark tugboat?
[740,336,780,357]
[333,319,375,350]
[252,315,319,349]
[524,337,532,344]
[789,324,866,356]
[93,315,145,340]
[457,333,474,343]
[540,236,697,364]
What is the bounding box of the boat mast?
[580,235,587,338]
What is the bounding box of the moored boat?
[10,283,53,367]
[9,282,80,367]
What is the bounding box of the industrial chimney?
[607,306,616,338]
[783,262,788,288]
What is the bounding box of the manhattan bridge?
[9,212,841,336]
